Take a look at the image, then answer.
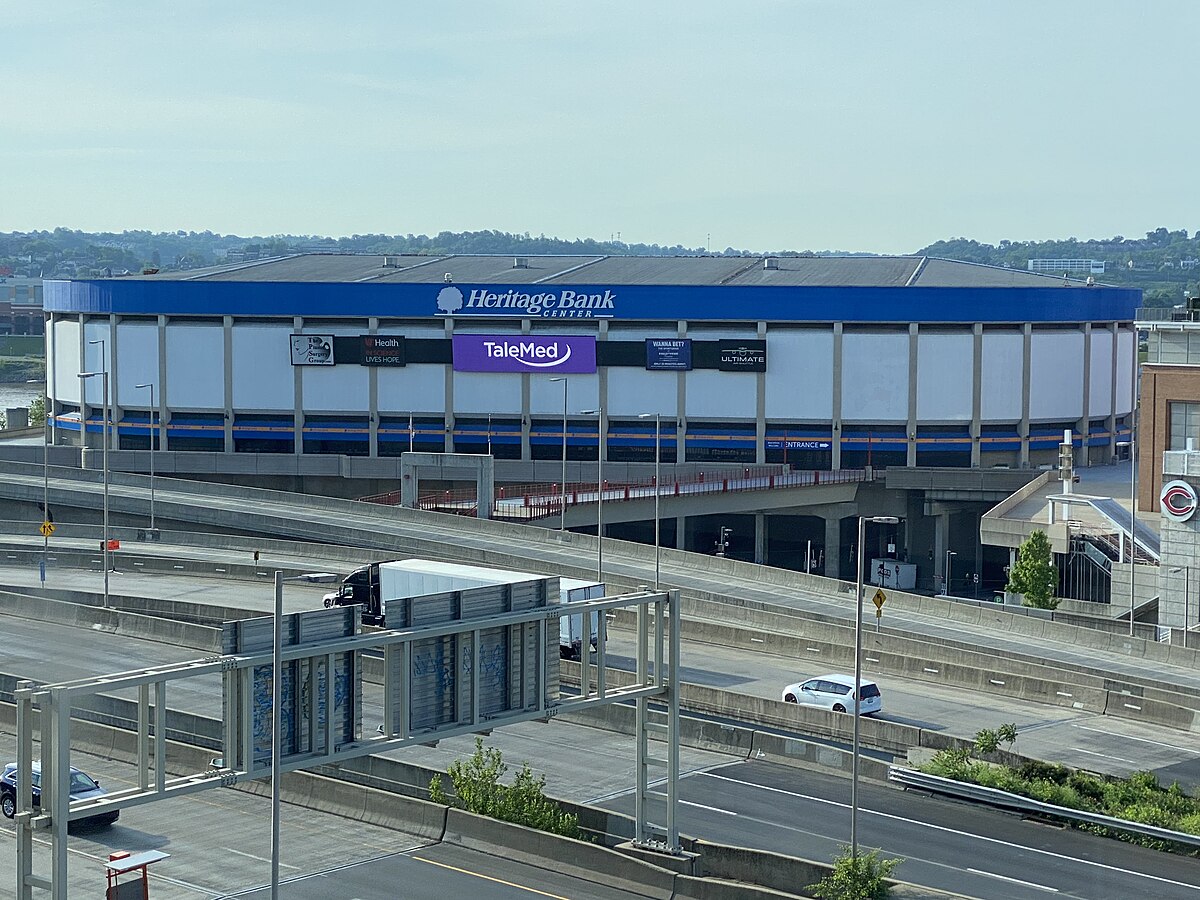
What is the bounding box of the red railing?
[359,466,876,520]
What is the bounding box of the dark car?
[1,762,119,826]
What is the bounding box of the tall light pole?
[486,411,492,456]
[944,549,957,597]
[550,377,568,531]
[581,407,605,583]
[271,570,338,900]
[639,412,662,589]
[853,514,900,861]
[79,365,110,609]
[135,382,157,532]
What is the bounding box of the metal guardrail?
[888,766,1200,849]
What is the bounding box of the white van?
[781,673,883,716]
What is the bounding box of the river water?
[0,384,43,409]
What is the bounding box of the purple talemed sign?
[452,334,597,373]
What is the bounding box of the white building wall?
[529,373,600,416]
[1029,331,1085,421]
[1089,329,1114,418]
[607,368,677,417]
[454,372,523,414]
[916,332,973,421]
[52,319,81,404]
[841,332,908,421]
[980,331,1024,421]
[685,370,757,418]
[231,325,294,410]
[764,329,833,420]
[165,324,224,409]
[115,322,160,408]
[81,321,112,406]
[1116,328,1135,414]
[300,327,369,412]
[378,366,446,414]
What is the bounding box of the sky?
[3,1,1196,254]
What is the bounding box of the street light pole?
[135,382,156,532]
[551,377,568,531]
[852,515,899,861]
[487,412,492,457]
[79,363,110,610]
[1118,437,1137,635]
[639,412,662,589]
[944,549,956,597]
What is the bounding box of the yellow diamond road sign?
[40,521,55,538]
[872,588,887,610]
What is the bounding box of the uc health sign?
[452,334,597,373]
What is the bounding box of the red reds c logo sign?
[1160,480,1198,522]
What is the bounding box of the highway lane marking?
[1070,722,1200,755]
[966,868,1058,892]
[414,855,572,899]
[682,799,737,816]
[224,847,302,868]
[1070,747,1141,766]
[699,772,1200,893]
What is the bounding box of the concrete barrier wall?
[445,807,679,900]
[1104,692,1200,733]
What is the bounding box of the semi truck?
[322,558,602,657]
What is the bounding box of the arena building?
[39,254,1140,588]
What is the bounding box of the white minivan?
[781,673,883,716]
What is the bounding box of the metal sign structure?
[13,587,680,899]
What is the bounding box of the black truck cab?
[323,563,384,625]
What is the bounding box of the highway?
[2,561,1197,789]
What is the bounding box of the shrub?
[429,738,581,839]
[808,846,902,900]
[974,729,1000,756]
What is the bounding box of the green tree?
[809,846,902,900]
[1007,530,1058,609]
[27,395,46,427]
[428,738,581,839]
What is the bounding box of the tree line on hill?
[2,226,1196,305]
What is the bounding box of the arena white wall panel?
[980,331,1023,421]
[1029,331,1084,421]
[606,325,682,341]
[841,332,908,422]
[82,321,113,406]
[1116,329,1135,414]
[301,327,369,412]
[916,332,973,422]
[232,325,294,410]
[165,324,224,409]
[52,319,81,404]
[764,330,833,421]
[683,327,758,340]
[378,366,445,414]
[454,372,522,414]
[607,367,678,418]
[1088,329,1114,418]
[529,373,599,416]
[115,322,160,408]
[686,369,756,418]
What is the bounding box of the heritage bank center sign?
[436,285,615,318]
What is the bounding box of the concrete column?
[675,516,688,550]
[293,316,304,455]
[677,320,687,464]
[47,311,58,445]
[1108,322,1119,461]
[933,511,950,587]
[223,315,234,452]
[1080,323,1092,463]
[756,321,767,464]
[1019,323,1032,467]
[368,316,379,458]
[443,316,455,453]
[754,512,767,564]
[157,314,169,451]
[907,323,918,467]
[971,323,983,467]
[824,516,842,580]
[521,318,531,461]
[831,323,843,470]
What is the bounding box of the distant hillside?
[3,226,1195,305]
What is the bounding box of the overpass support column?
[675,516,687,550]
[934,511,949,591]
[824,516,842,580]
[754,513,767,564]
